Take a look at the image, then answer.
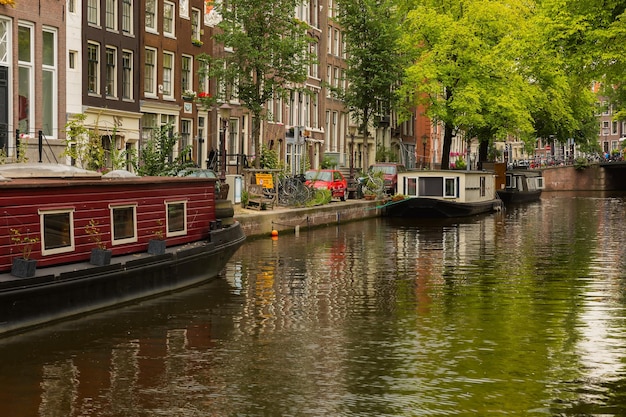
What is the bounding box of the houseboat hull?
[0,222,245,336]
[496,189,542,204]
[382,197,501,218]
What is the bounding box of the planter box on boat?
[147,239,167,255]
[90,248,112,266]
[11,258,37,278]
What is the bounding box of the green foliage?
[453,157,467,170]
[259,145,280,169]
[574,157,590,170]
[197,0,317,168]
[321,154,336,169]
[307,189,332,206]
[336,0,404,150]
[64,113,137,173]
[137,124,195,176]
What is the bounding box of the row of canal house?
[0,1,621,179]
[0,0,424,178]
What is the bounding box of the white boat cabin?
[397,170,498,203]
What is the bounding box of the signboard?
[255,173,274,189]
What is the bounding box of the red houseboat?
[0,163,245,337]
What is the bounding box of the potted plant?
[85,219,111,266]
[10,228,39,278]
[147,219,166,255]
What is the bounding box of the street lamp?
[349,125,357,180]
[218,103,232,182]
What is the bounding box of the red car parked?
[369,163,407,195]
[304,169,348,201]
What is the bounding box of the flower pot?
[11,258,37,278]
[90,248,112,266]
[148,239,167,255]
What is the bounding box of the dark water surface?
[1,193,626,416]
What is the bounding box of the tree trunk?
[441,122,453,170]
[252,116,261,168]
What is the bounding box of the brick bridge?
[541,162,626,192]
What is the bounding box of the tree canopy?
[198,0,316,168]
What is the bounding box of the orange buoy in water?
[271,229,278,237]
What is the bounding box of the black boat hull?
[0,223,245,337]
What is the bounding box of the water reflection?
[1,194,626,415]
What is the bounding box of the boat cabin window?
[110,204,137,245]
[166,200,187,237]
[39,209,75,255]
[444,177,457,198]
[406,178,417,196]
[480,176,486,197]
[418,177,443,196]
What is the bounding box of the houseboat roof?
[0,163,102,179]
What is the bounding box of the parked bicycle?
[277,174,311,207]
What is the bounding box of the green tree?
[335,0,404,168]
[137,124,194,176]
[197,0,316,168]
[398,0,538,169]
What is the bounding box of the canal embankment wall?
[541,164,626,191]
[234,200,381,239]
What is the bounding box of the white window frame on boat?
[166,200,187,237]
[39,208,76,256]
[444,177,457,198]
[110,203,138,245]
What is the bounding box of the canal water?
[1,192,626,416]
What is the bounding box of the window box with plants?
[85,219,112,266]
[10,228,39,278]
[182,90,197,101]
[191,38,203,47]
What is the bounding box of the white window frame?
[163,1,176,38]
[166,200,187,237]
[42,27,58,138]
[18,22,34,135]
[105,46,117,98]
[87,42,100,95]
[109,204,137,245]
[39,208,75,256]
[144,47,157,96]
[122,50,133,100]
[105,0,117,31]
[145,0,158,33]
[181,54,193,93]
[122,0,133,34]
[162,51,174,98]
[87,0,100,26]
[444,177,457,198]
[191,8,201,40]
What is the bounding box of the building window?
[180,119,191,160]
[68,0,76,13]
[110,204,137,245]
[18,24,33,135]
[145,0,157,32]
[87,43,100,94]
[181,55,192,94]
[144,48,156,95]
[105,47,116,97]
[162,51,174,97]
[122,50,132,99]
[105,0,117,30]
[163,1,175,37]
[42,28,57,138]
[166,201,187,237]
[122,0,133,34]
[191,8,201,40]
[69,50,77,69]
[87,0,99,25]
[39,209,75,256]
